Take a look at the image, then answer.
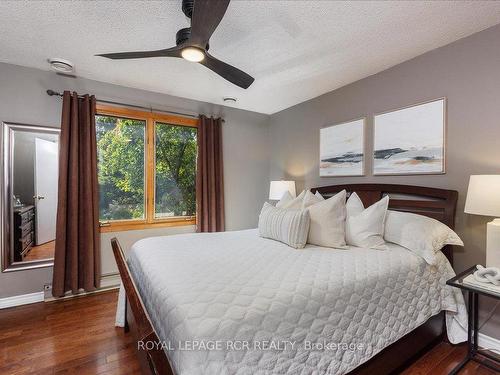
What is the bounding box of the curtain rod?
[46,89,206,120]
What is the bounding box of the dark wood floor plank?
[0,290,496,374]
[425,345,471,375]
[400,341,453,375]
[0,291,136,375]
[475,366,499,375]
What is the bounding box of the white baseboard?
[100,273,121,289]
[0,291,44,309]
[0,274,120,308]
[43,273,121,302]
[479,333,500,354]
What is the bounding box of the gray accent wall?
[0,62,269,298]
[269,24,500,336]
[13,132,36,206]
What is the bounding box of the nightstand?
[447,265,500,374]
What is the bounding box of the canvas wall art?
[320,118,364,177]
[373,98,445,175]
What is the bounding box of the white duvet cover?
[119,229,467,375]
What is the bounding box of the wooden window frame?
[96,104,198,233]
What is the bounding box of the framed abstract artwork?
[373,98,446,175]
[320,118,365,177]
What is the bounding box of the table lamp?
[464,175,500,268]
[269,181,296,200]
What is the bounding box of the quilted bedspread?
[123,229,467,375]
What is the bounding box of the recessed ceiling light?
[181,47,205,62]
[223,97,237,104]
[48,58,74,74]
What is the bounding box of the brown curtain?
[52,91,100,297]
[196,115,225,232]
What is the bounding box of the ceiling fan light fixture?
[181,47,205,62]
[96,0,254,88]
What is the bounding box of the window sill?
[99,218,196,233]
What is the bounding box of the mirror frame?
[1,122,60,272]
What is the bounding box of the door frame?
[34,137,59,246]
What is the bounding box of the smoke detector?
[48,58,74,74]
[223,97,237,104]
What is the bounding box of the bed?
[113,183,467,375]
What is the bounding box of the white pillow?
[305,190,347,249]
[384,210,464,265]
[346,193,389,249]
[275,191,293,208]
[281,190,307,210]
[315,191,325,200]
[258,202,310,249]
[302,190,324,209]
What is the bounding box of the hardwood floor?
[0,290,497,374]
[401,342,499,375]
[0,290,138,375]
[24,240,55,261]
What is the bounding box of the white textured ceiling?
[1,1,500,114]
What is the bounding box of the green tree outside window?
[96,115,197,222]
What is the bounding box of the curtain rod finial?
[46,89,62,97]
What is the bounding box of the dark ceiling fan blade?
[96,46,182,60]
[190,0,230,47]
[200,52,254,89]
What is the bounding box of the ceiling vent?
[48,58,74,74]
[223,97,237,104]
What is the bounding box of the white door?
[34,138,59,245]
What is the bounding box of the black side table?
[447,265,500,374]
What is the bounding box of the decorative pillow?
[384,210,464,265]
[305,190,347,249]
[275,191,293,208]
[302,190,324,209]
[281,190,307,210]
[258,202,310,249]
[315,191,324,200]
[346,193,389,249]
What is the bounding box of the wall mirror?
[1,122,60,271]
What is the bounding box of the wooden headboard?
[311,183,459,264]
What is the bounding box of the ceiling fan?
[96,0,254,89]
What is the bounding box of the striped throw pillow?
[258,202,310,249]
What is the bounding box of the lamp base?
[486,218,500,268]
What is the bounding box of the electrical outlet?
[43,284,53,300]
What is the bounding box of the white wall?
[0,62,270,298]
[100,226,196,275]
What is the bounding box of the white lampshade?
[269,181,296,200]
[465,175,500,217]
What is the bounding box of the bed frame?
[112,183,458,375]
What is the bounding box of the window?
[95,105,198,232]
[155,123,197,219]
[96,115,146,221]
